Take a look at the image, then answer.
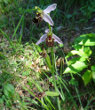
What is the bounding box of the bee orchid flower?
[36,29,63,47]
[34,3,57,26]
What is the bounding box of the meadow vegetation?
[0,0,95,110]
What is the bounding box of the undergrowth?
[0,0,95,110]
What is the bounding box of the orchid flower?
[35,3,57,26]
[36,29,63,47]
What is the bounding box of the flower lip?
[33,11,43,23]
[46,36,54,47]
[48,35,52,40]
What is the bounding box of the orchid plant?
[34,3,63,72]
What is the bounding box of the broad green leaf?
[67,57,80,65]
[45,91,59,96]
[82,70,92,85]
[73,45,82,50]
[69,78,78,86]
[71,47,92,57]
[64,61,87,74]
[91,65,95,71]
[75,33,95,46]
[71,50,79,55]
[66,47,92,64]
[78,47,92,61]
[65,50,79,59]
[78,47,92,57]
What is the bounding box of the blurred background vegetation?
[0,0,95,42]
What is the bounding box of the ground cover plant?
[0,0,95,110]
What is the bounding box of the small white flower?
[35,3,57,26]
[36,29,63,46]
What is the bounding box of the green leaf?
[69,78,78,86]
[91,65,95,80]
[82,70,92,85]
[68,57,80,65]
[0,98,3,104]
[66,47,92,62]
[45,54,52,70]
[12,15,24,39]
[78,47,92,61]
[45,91,59,96]
[64,61,87,74]
[75,33,95,46]
[91,65,95,71]
[36,45,42,53]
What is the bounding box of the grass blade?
[12,15,24,39]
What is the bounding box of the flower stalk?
[35,3,63,74]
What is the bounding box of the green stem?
[48,24,52,33]
[51,47,55,73]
